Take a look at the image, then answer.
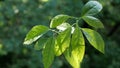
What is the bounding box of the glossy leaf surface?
[56,23,71,31]
[24,25,49,45]
[81,1,102,16]
[50,14,71,28]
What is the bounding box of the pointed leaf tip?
[64,25,85,68]
[82,28,105,53]
[23,25,49,45]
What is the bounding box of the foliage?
[0,0,120,68]
[23,1,104,68]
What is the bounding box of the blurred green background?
[0,0,120,68]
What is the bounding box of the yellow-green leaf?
[43,37,55,68]
[71,24,85,49]
[55,27,71,56]
[64,25,85,68]
[23,25,49,45]
[82,28,104,53]
[65,46,85,68]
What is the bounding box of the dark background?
[0,0,120,68]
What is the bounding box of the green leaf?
[43,37,55,68]
[65,46,85,68]
[23,25,49,45]
[82,28,104,53]
[50,14,71,28]
[82,16,104,28]
[64,25,85,68]
[81,1,102,16]
[34,38,47,50]
[71,24,85,49]
[55,27,71,56]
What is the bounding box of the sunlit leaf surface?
[55,27,71,56]
[64,25,85,68]
[82,28,104,53]
[82,16,104,28]
[50,14,71,28]
[24,25,49,45]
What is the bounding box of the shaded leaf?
[81,1,102,16]
[82,28,104,53]
[55,27,71,56]
[43,37,55,68]
[34,38,47,50]
[50,14,71,28]
[23,25,49,45]
[82,16,104,28]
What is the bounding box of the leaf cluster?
[23,1,105,68]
